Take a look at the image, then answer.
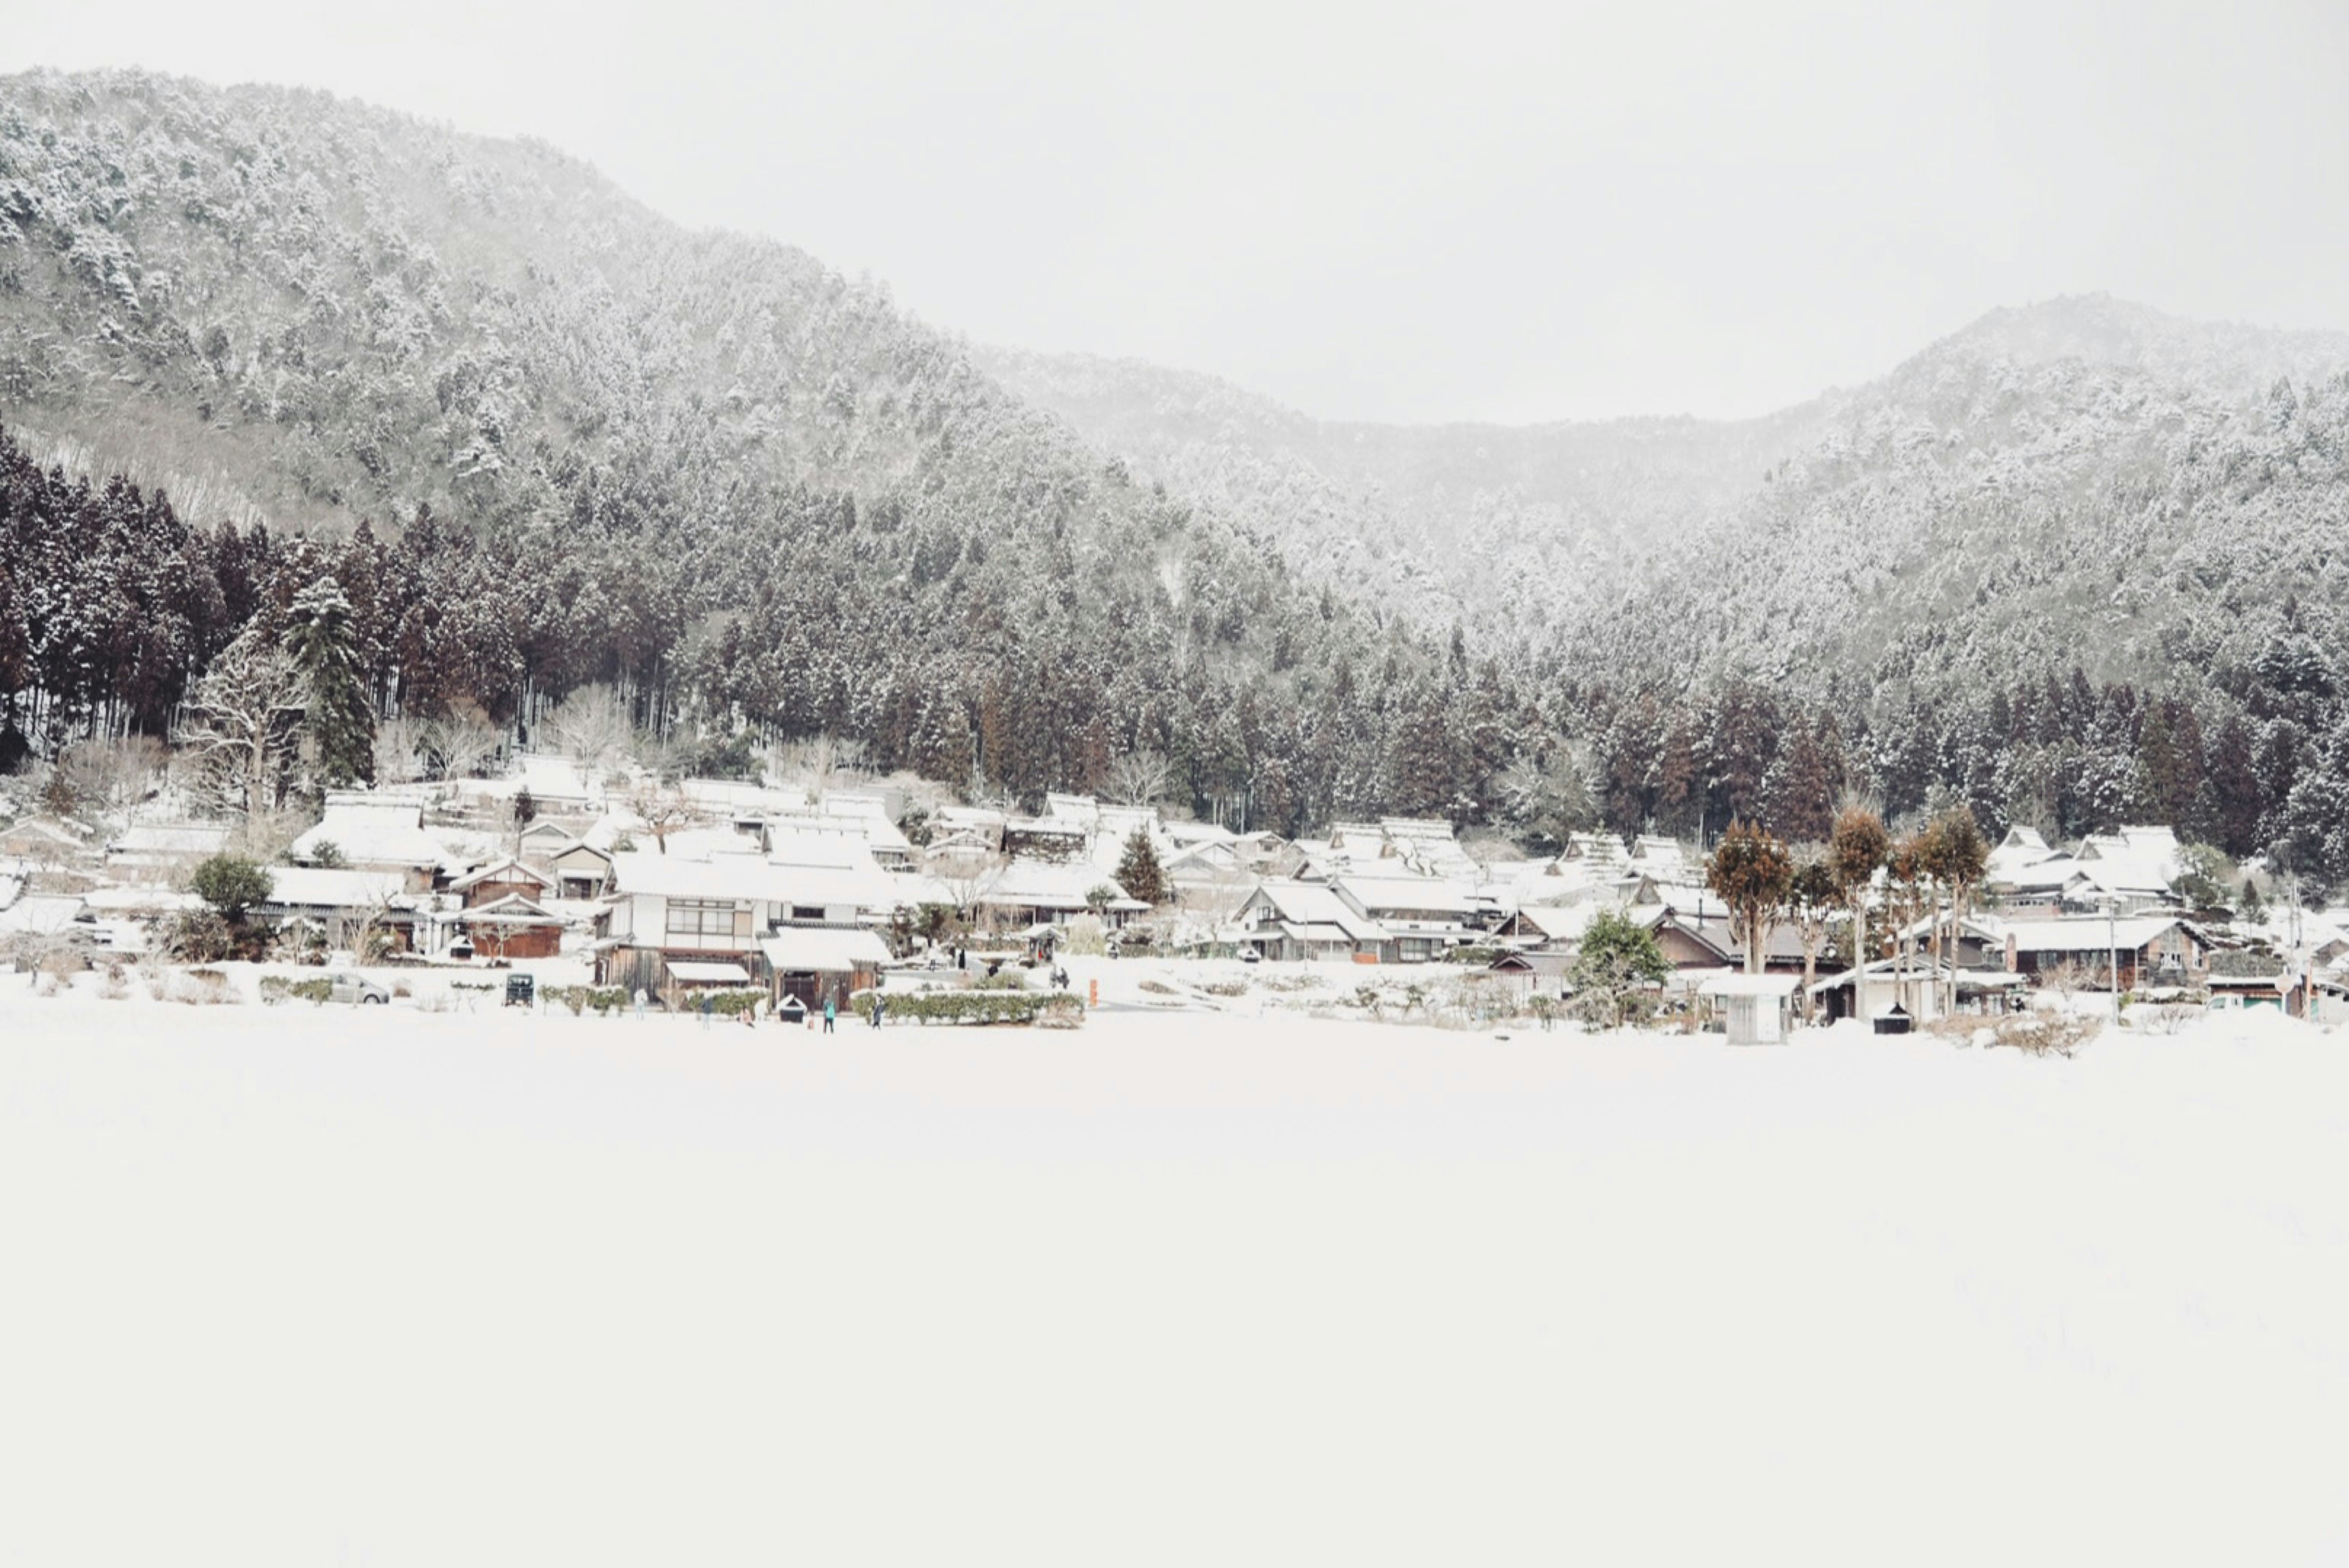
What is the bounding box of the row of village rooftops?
[2,747,2278,997]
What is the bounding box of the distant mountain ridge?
[982,294,2349,687]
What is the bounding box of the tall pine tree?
[286,575,376,789]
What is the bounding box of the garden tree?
[1828,805,1891,1023]
[1787,856,1842,1021]
[1568,908,1672,1029]
[173,626,306,825]
[190,854,273,925]
[2170,843,2234,915]
[1705,819,1794,975]
[511,785,538,854]
[2240,876,2267,926]
[1115,827,1168,905]
[624,780,694,853]
[1918,808,1989,1018]
[284,575,376,790]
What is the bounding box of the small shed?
[1696,972,1803,1045]
[760,927,892,1011]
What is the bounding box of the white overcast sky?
[9,0,2348,423]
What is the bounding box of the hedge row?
[258,975,333,1005]
[847,988,1085,1027]
[541,985,635,1017]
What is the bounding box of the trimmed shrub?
[258,975,333,1005]
[848,988,1085,1027]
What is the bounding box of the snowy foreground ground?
[5,976,2348,1566]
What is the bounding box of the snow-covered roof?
[1244,880,1389,944]
[291,801,451,871]
[80,884,204,915]
[1697,973,1803,998]
[461,893,564,925]
[979,858,1140,912]
[259,866,410,909]
[1997,915,2210,953]
[108,823,233,857]
[1334,875,1479,917]
[608,849,904,912]
[760,927,892,972]
[450,858,557,893]
[0,893,89,934]
[668,960,753,985]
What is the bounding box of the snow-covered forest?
[7,70,2349,887]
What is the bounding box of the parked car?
[326,971,391,1005]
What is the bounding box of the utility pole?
[2106,894,2120,1018]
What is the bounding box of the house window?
[791,905,826,922]
[666,900,738,939]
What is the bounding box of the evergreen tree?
[1115,827,1167,905]
[1706,819,1795,975]
[286,576,376,788]
[1569,909,1671,1029]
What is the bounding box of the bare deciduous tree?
[58,734,169,818]
[1105,749,1171,808]
[625,780,696,854]
[933,848,1008,923]
[173,627,305,824]
[544,683,636,781]
[421,704,501,782]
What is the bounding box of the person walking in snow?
[698,991,711,1029]
[822,994,836,1034]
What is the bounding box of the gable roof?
[461,893,565,925]
[1243,879,1390,943]
[450,857,557,893]
[256,866,410,910]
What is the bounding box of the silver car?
[326,971,392,1005]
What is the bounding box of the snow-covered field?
[5,974,2347,1566]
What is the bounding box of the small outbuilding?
[1696,972,1803,1045]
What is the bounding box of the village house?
[527,835,616,900]
[1235,879,1391,963]
[457,894,567,961]
[450,857,558,909]
[291,793,453,892]
[0,815,94,866]
[1807,956,2027,1024]
[1633,893,1808,974]
[973,859,1146,931]
[1493,901,1600,951]
[1996,914,2217,989]
[1001,813,1089,862]
[1488,948,1575,1002]
[1330,875,1481,961]
[593,848,902,994]
[254,865,421,953]
[105,822,232,879]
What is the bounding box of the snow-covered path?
[4,988,2345,1565]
